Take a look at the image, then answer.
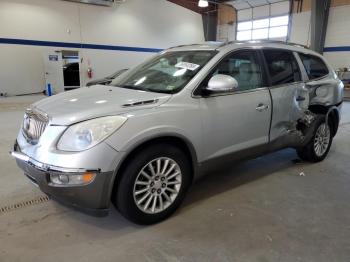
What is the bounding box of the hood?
[32,85,171,125]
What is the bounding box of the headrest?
[239,63,252,81]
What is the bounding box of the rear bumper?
[11,142,113,216]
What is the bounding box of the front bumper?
[11,142,114,216]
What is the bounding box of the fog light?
[50,172,96,186]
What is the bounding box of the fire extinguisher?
[87,67,93,79]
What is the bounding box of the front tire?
[297,116,333,162]
[114,144,191,225]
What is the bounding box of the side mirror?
[205,74,238,95]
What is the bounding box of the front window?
[112,51,217,94]
[204,50,264,92]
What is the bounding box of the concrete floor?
[1,95,350,262]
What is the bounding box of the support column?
[202,12,218,41]
[310,0,331,54]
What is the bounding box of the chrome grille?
[22,109,49,144]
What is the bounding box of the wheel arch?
[308,104,340,136]
[109,134,198,202]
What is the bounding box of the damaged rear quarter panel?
[308,77,344,106]
[269,54,343,149]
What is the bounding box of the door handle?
[256,103,269,112]
[296,96,306,102]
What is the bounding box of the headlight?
[57,116,127,151]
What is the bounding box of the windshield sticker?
[175,62,200,71]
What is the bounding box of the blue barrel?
[46,83,52,96]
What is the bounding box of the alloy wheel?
[133,157,182,214]
[314,123,331,157]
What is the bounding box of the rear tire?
[297,116,333,162]
[114,143,191,225]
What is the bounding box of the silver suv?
[11,41,343,224]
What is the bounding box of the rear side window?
[299,53,329,80]
[263,50,301,86]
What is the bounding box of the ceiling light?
[198,0,209,8]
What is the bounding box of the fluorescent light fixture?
[198,0,209,8]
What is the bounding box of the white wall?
[324,5,350,69]
[288,4,350,70]
[289,11,311,46]
[0,0,204,96]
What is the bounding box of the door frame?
[61,50,81,90]
[43,51,64,94]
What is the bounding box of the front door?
[199,50,271,162]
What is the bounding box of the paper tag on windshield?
[175,62,200,71]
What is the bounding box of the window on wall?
[236,15,289,41]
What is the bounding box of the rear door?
[262,49,307,143]
[198,49,272,162]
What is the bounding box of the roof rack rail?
[167,43,202,49]
[167,41,225,50]
[221,40,309,49]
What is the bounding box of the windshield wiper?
[118,85,175,94]
[119,85,147,91]
[146,88,175,94]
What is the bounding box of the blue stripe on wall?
[3,37,347,54]
[324,46,350,52]
[0,38,163,53]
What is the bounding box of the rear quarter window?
[263,49,301,86]
[298,53,329,80]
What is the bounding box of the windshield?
[111,50,217,94]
